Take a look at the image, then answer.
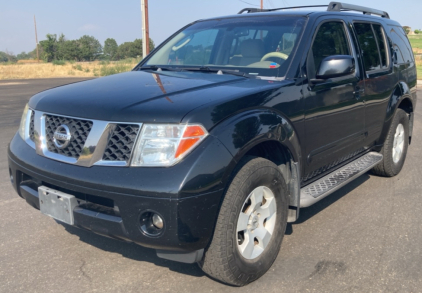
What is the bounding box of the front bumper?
[8,133,233,256]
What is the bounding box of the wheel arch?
[211,109,302,222]
[397,96,415,144]
[378,81,415,146]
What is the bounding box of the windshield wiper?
[139,66,179,72]
[140,66,254,78]
[181,67,254,78]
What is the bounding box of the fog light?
[9,169,13,184]
[152,214,164,229]
[139,211,165,237]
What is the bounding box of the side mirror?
[316,55,355,79]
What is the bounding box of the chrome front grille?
[45,114,93,159]
[102,124,140,162]
[26,109,142,167]
[29,110,35,142]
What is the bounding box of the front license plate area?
[39,186,78,225]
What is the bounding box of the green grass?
[99,64,132,76]
[72,64,83,71]
[409,35,422,80]
[52,60,66,66]
[116,57,141,65]
[409,35,422,49]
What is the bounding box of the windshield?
[142,16,306,78]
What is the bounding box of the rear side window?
[389,26,414,64]
[372,24,388,69]
[310,21,351,76]
[354,23,382,71]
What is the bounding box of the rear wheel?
[372,109,409,177]
[199,157,288,286]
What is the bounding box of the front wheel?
[372,108,409,177]
[199,157,288,286]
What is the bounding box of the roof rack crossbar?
[327,2,390,19]
[238,5,328,14]
[238,2,390,19]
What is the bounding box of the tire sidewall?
[387,110,409,175]
[228,163,288,280]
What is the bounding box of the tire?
[372,108,409,177]
[199,157,288,286]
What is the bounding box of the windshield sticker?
[270,62,278,68]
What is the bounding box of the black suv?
[8,2,417,286]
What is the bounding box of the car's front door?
[302,18,366,182]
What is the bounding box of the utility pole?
[260,0,263,39]
[34,15,40,62]
[141,0,150,58]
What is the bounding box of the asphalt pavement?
[0,78,421,293]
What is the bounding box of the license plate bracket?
[39,186,78,225]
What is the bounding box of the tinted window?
[372,24,388,68]
[389,26,414,64]
[310,22,351,76]
[354,23,381,71]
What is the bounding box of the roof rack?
[238,5,328,14]
[238,2,390,19]
[327,2,390,18]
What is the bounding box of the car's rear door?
[351,19,402,147]
[301,16,366,182]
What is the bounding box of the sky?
[1,0,421,54]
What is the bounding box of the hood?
[29,71,250,123]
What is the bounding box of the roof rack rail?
[327,2,390,19]
[238,2,390,19]
[238,5,328,14]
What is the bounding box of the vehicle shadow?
[59,173,371,274]
[285,173,371,235]
[59,222,205,278]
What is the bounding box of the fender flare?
[210,109,302,221]
[378,81,414,146]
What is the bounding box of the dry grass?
[0,59,140,80]
[17,59,42,64]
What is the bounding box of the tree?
[118,39,142,59]
[60,40,81,61]
[0,51,10,62]
[0,51,17,63]
[415,29,421,34]
[16,51,32,60]
[149,38,155,52]
[55,33,67,60]
[114,38,155,60]
[78,35,102,61]
[39,34,58,61]
[103,38,118,60]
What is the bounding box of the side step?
[300,152,383,208]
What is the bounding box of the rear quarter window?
[388,26,414,64]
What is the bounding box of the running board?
[300,152,383,208]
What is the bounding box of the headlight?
[131,124,208,167]
[18,104,30,140]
